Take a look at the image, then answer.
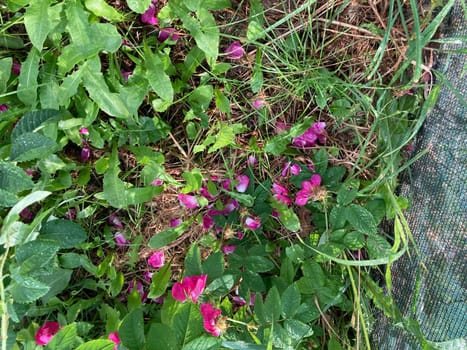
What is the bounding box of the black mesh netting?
[371,2,466,349]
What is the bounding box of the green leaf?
[336,180,359,206]
[148,263,172,298]
[182,337,222,350]
[145,48,174,102]
[264,118,315,155]
[184,244,203,276]
[264,287,281,322]
[119,308,145,350]
[0,57,12,93]
[40,219,87,248]
[284,319,313,341]
[148,221,191,249]
[16,239,60,267]
[24,0,51,51]
[271,200,301,232]
[84,0,124,21]
[250,50,263,93]
[208,123,245,153]
[214,88,230,114]
[39,268,73,302]
[45,323,77,350]
[146,323,179,350]
[221,341,266,350]
[101,146,128,208]
[205,275,235,296]
[329,206,346,229]
[126,0,152,13]
[281,284,301,318]
[202,252,224,282]
[17,47,40,106]
[75,340,116,350]
[313,149,328,174]
[189,85,213,112]
[110,271,124,297]
[81,59,131,118]
[0,189,18,208]
[9,273,50,303]
[171,302,204,346]
[11,109,61,140]
[0,162,34,194]
[345,204,377,235]
[204,0,231,10]
[10,132,60,162]
[244,256,274,272]
[247,0,265,41]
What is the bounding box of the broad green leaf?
[84,0,124,21]
[184,244,203,276]
[250,50,263,93]
[39,268,73,302]
[0,162,34,193]
[148,220,191,249]
[40,219,87,248]
[11,109,61,140]
[76,340,115,350]
[100,146,127,208]
[45,323,77,350]
[271,200,301,232]
[16,239,60,267]
[205,274,235,296]
[126,0,152,13]
[9,273,50,303]
[329,206,346,229]
[247,0,265,41]
[109,271,124,297]
[284,319,313,341]
[244,256,274,272]
[214,87,230,114]
[171,302,204,346]
[189,85,213,112]
[10,132,59,162]
[82,60,131,118]
[264,287,281,322]
[119,308,145,350]
[0,189,18,208]
[336,180,359,206]
[345,204,377,235]
[202,252,224,282]
[0,34,24,49]
[146,323,179,350]
[181,168,203,193]
[281,284,301,318]
[221,341,266,350]
[1,191,51,231]
[0,57,12,93]
[148,263,172,298]
[208,123,245,153]
[204,0,231,10]
[145,48,174,102]
[24,0,51,51]
[313,148,328,174]
[17,48,40,106]
[182,337,222,350]
[264,118,314,155]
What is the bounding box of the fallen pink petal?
[170,218,182,227]
[200,303,223,337]
[114,232,128,247]
[244,216,261,230]
[252,99,265,109]
[141,4,158,25]
[81,147,91,162]
[202,214,214,230]
[235,175,250,193]
[148,251,165,268]
[310,174,322,187]
[172,274,207,304]
[247,155,258,167]
[150,178,164,186]
[0,104,8,112]
[290,163,301,175]
[109,213,124,229]
[108,332,120,350]
[158,27,180,42]
[225,41,245,59]
[222,244,236,255]
[79,127,89,136]
[35,321,60,346]
[179,194,199,209]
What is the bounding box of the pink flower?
[200,303,223,337]
[79,127,89,136]
[222,245,236,255]
[158,28,179,42]
[244,216,261,230]
[81,147,91,162]
[0,104,8,112]
[143,271,153,283]
[200,187,217,200]
[178,194,199,209]
[172,275,207,304]
[247,155,257,167]
[35,321,60,345]
[292,122,326,147]
[252,99,265,109]
[294,174,322,206]
[272,183,291,206]
[221,199,239,214]
[235,175,250,193]
[121,69,133,82]
[225,41,244,59]
[108,332,120,350]
[114,232,128,247]
[141,4,158,25]
[148,251,165,268]
[109,213,124,229]
[170,218,182,227]
[202,214,214,230]
[150,178,164,186]
[12,61,21,75]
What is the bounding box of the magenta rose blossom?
[225,41,245,59]
[172,275,207,304]
[108,332,120,350]
[35,321,60,345]
[200,303,224,337]
[148,251,165,268]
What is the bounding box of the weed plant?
[0,0,455,349]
